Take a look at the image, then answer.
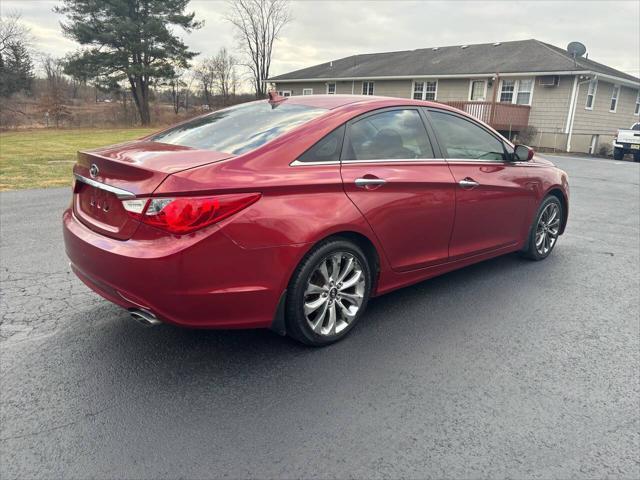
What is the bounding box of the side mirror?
[514,144,535,161]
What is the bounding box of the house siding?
[569,80,639,153]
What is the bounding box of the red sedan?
[63,94,569,346]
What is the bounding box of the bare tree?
[194,58,215,107]
[40,55,71,127]
[0,13,34,97]
[0,13,30,55]
[195,47,239,107]
[226,0,290,98]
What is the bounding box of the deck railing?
[439,101,531,132]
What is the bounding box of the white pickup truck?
[613,122,640,161]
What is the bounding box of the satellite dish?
[567,41,587,58]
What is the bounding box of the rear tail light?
[122,193,260,234]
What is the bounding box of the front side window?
[429,110,505,161]
[470,80,486,101]
[327,83,336,95]
[344,109,434,161]
[585,79,597,109]
[610,85,620,112]
[152,101,326,155]
[362,81,375,95]
[302,88,313,96]
[297,126,345,163]
[635,91,640,115]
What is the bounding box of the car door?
[340,107,456,271]
[425,108,536,260]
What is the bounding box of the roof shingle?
[270,39,639,83]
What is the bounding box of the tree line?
[0,0,291,127]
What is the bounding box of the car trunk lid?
[73,141,233,240]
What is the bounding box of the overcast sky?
[3,0,639,86]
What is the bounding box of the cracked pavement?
[1,155,639,479]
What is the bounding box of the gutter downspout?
[566,74,594,153]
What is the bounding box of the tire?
[634,151,640,163]
[521,195,563,261]
[613,147,624,160]
[285,238,372,346]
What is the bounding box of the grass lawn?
[0,128,156,190]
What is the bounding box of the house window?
[499,79,533,105]
[326,83,336,95]
[609,85,620,112]
[412,81,437,101]
[277,90,291,97]
[499,80,515,103]
[412,82,424,100]
[469,80,486,101]
[362,81,375,95]
[585,79,597,110]
[302,88,313,96]
[516,79,533,105]
[635,91,640,115]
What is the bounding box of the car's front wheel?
[521,195,563,261]
[285,238,372,346]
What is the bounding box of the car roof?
[283,94,450,111]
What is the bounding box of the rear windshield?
[152,101,326,154]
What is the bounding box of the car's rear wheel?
[521,195,563,261]
[613,147,624,160]
[285,238,372,346]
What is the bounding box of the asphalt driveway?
[1,155,638,479]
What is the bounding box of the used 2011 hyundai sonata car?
[63,94,569,346]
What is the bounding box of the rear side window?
[429,110,505,161]
[297,126,345,163]
[152,101,326,155]
[343,109,434,161]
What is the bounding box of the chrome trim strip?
[355,178,387,187]
[342,158,443,164]
[73,174,136,200]
[290,158,446,166]
[290,159,341,166]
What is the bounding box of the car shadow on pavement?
[80,251,543,374]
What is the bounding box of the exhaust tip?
[129,309,162,327]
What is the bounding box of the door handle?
[355,178,387,188]
[458,178,480,189]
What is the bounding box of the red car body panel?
[63,95,569,330]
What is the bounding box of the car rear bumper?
[613,141,640,150]
[63,208,307,329]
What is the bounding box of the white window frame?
[362,81,375,95]
[326,82,336,95]
[585,79,597,110]
[609,84,620,113]
[498,78,534,106]
[412,80,438,101]
[515,79,534,106]
[468,80,487,101]
[635,90,640,116]
[499,79,516,103]
[302,88,313,96]
[277,90,291,97]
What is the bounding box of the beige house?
[270,40,640,154]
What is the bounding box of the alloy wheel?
[303,252,366,336]
[535,202,560,256]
